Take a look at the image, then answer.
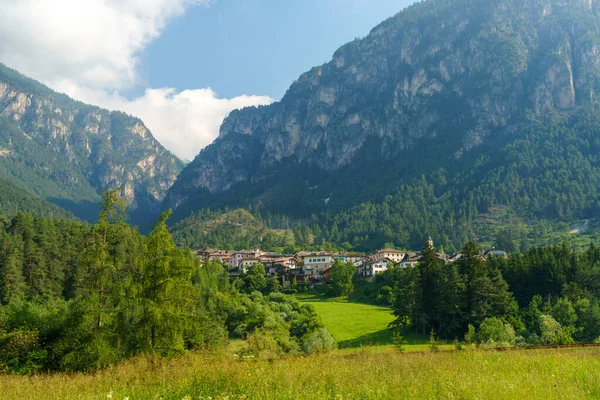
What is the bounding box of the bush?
[526,333,541,345]
[376,285,394,306]
[301,328,335,354]
[464,324,476,344]
[539,314,574,346]
[477,318,515,347]
[392,331,407,352]
[0,328,46,374]
[246,329,286,360]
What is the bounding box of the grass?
[3,347,600,399]
[299,294,453,351]
[303,299,396,348]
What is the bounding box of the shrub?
[301,328,335,354]
[429,329,439,352]
[464,324,476,344]
[539,315,575,346]
[0,328,46,374]
[376,286,394,306]
[246,329,284,360]
[392,331,407,352]
[477,318,515,347]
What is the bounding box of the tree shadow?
[337,330,431,349]
[338,329,393,349]
[49,198,99,222]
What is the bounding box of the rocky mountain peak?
[0,63,183,226]
[165,0,600,232]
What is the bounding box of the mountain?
[0,64,183,226]
[0,176,74,220]
[171,208,294,251]
[166,0,600,251]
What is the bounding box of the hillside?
[171,208,293,250]
[166,0,600,251]
[0,177,73,220]
[0,64,183,226]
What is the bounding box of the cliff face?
[166,0,600,220]
[0,64,183,225]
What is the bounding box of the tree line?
[390,240,600,347]
[0,190,333,374]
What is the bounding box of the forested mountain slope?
[0,177,73,220]
[166,0,600,251]
[0,64,183,226]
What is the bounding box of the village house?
[208,250,232,264]
[194,248,216,259]
[447,253,464,263]
[333,254,348,263]
[262,257,298,277]
[372,248,407,263]
[347,254,369,266]
[398,252,422,268]
[229,249,265,269]
[357,258,391,280]
[483,249,508,260]
[240,257,263,273]
[302,252,333,276]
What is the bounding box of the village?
[194,239,508,288]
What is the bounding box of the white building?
[229,249,265,269]
[240,257,263,273]
[372,249,407,263]
[398,253,421,268]
[347,254,369,267]
[302,253,333,276]
[357,259,391,278]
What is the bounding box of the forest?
[0,191,332,374]
[389,241,600,347]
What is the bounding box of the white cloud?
[75,86,272,161]
[0,0,272,160]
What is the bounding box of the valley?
[4,0,600,398]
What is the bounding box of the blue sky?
[0,0,415,160]
[139,0,414,100]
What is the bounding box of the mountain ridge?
[164,0,600,251]
[0,63,183,226]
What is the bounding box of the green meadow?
[303,299,395,348]
[301,296,453,351]
[4,296,600,399]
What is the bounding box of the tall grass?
[2,347,600,399]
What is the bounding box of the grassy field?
[301,295,453,351]
[303,299,395,348]
[4,347,600,399]
[5,296,598,399]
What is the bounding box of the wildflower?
[107,392,113,400]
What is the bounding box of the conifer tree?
[417,240,443,334]
[58,189,128,371]
[135,210,199,354]
[0,236,26,304]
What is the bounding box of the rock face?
[166,0,600,220]
[0,64,183,226]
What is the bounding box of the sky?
[0,0,415,160]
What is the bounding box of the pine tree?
[268,273,282,293]
[135,210,199,355]
[58,190,129,371]
[0,237,26,304]
[417,240,443,334]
